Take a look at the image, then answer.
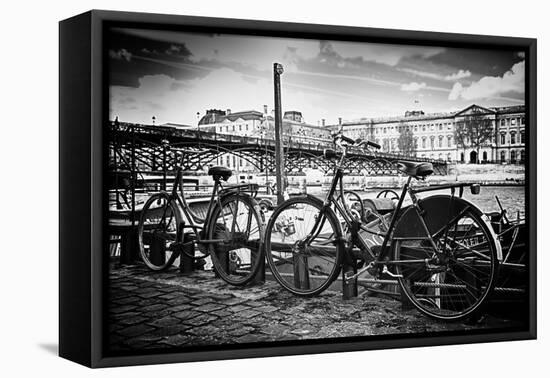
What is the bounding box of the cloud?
[448,61,524,101]
[109,48,132,61]
[399,67,471,81]
[444,69,471,81]
[110,70,272,125]
[329,42,444,66]
[109,67,353,126]
[401,82,427,92]
[165,44,184,55]
[114,28,319,72]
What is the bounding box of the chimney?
[226,108,231,115]
[263,105,268,114]
[338,117,342,126]
[321,119,326,127]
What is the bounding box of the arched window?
[438,135,444,148]
[500,133,506,145]
[520,131,525,144]
[430,136,435,149]
[510,132,516,144]
[483,151,488,162]
[520,150,525,163]
[500,150,506,163]
[447,135,452,147]
[422,137,427,149]
[510,150,516,163]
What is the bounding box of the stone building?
[198,107,331,143]
[195,107,331,172]
[330,104,525,164]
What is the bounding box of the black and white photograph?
[105,23,531,356]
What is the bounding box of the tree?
[454,107,494,164]
[397,123,416,156]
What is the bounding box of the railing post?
[293,254,310,290]
[249,254,265,285]
[179,232,195,274]
[150,234,166,267]
[119,228,139,265]
[342,260,358,299]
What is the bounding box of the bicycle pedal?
[344,271,356,282]
[381,265,403,278]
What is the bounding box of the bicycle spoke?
[395,208,496,320]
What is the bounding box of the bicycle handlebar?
[365,140,381,150]
[333,133,381,150]
[340,134,355,145]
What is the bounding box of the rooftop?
[338,104,525,127]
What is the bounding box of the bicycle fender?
[393,195,502,260]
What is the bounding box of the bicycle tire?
[393,195,499,320]
[137,192,181,271]
[207,193,265,286]
[264,195,344,296]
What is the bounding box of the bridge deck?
[109,121,448,176]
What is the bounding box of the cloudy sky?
[108,27,525,126]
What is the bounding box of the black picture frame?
[59,9,537,368]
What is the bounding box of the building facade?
[195,107,331,172]
[331,104,525,164]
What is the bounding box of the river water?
[306,185,526,219]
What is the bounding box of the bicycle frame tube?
[171,166,217,232]
[301,167,344,245]
[371,176,412,262]
[373,178,450,264]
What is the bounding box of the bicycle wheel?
[265,196,343,296]
[137,192,181,271]
[207,193,264,286]
[393,196,499,320]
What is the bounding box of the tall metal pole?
[273,63,285,203]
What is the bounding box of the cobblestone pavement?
[108,264,522,353]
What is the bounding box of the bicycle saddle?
[208,166,232,181]
[396,161,433,178]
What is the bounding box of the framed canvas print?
[59,10,537,368]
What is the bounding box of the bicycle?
[264,134,500,320]
[137,161,264,286]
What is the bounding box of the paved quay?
[108,264,521,353]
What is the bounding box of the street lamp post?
[273,63,285,203]
[262,123,269,192]
[196,112,200,138]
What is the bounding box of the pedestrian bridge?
[109,121,448,177]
